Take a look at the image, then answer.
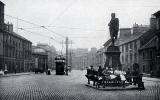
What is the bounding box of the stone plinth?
[104,45,121,70]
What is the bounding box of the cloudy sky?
[1,0,160,51]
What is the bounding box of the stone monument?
[104,13,121,70]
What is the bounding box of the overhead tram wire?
[41,26,66,38]
[5,14,40,26]
[5,14,66,39]
[18,28,61,44]
[20,28,62,44]
[20,25,107,32]
[44,25,107,32]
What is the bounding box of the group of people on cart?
[85,64,144,90]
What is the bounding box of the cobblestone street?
[0,70,160,100]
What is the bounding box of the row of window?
[121,53,137,64]
[3,46,32,59]
[3,34,31,50]
[121,41,138,53]
[142,50,153,60]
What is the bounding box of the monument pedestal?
[104,45,121,70]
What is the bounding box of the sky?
[1,0,160,52]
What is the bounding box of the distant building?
[32,46,48,72]
[96,47,105,68]
[69,47,97,70]
[87,47,97,68]
[36,43,57,70]
[0,2,32,73]
[71,48,88,69]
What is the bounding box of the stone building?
[139,11,160,76]
[87,47,97,67]
[118,24,150,71]
[0,1,32,73]
[71,48,88,69]
[96,47,105,68]
[70,47,97,70]
[32,46,48,72]
[36,43,57,70]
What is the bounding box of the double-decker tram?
[55,55,65,75]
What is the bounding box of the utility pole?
[70,41,72,69]
[61,40,63,55]
[66,37,68,75]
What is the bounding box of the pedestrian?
[4,64,8,75]
[126,68,132,82]
[68,66,71,72]
[65,66,68,75]
[150,70,153,77]
[98,66,103,76]
[15,65,17,74]
[97,66,103,85]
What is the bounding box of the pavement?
[0,72,31,77]
[143,77,160,82]
[0,70,160,100]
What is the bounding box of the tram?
[55,55,65,75]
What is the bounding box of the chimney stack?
[119,28,131,39]
[150,15,157,30]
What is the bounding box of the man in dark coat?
[85,66,97,85]
[126,68,132,82]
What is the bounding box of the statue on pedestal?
[108,13,119,45]
[104,13,121,70]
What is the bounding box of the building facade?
[0,1,32,73]
[118,24,150,71]
[87,47,97,68]
[36,43,57,70]
[96,47,105,68]
[139,11,160,76]
[71,48,88,69]
[0,24,32,73]
[32,46,48,72]
[69,47,97,70]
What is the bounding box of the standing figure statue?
[108,13,119,45]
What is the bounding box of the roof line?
[139,35,157,50]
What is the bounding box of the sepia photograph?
[0,0,160,100]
